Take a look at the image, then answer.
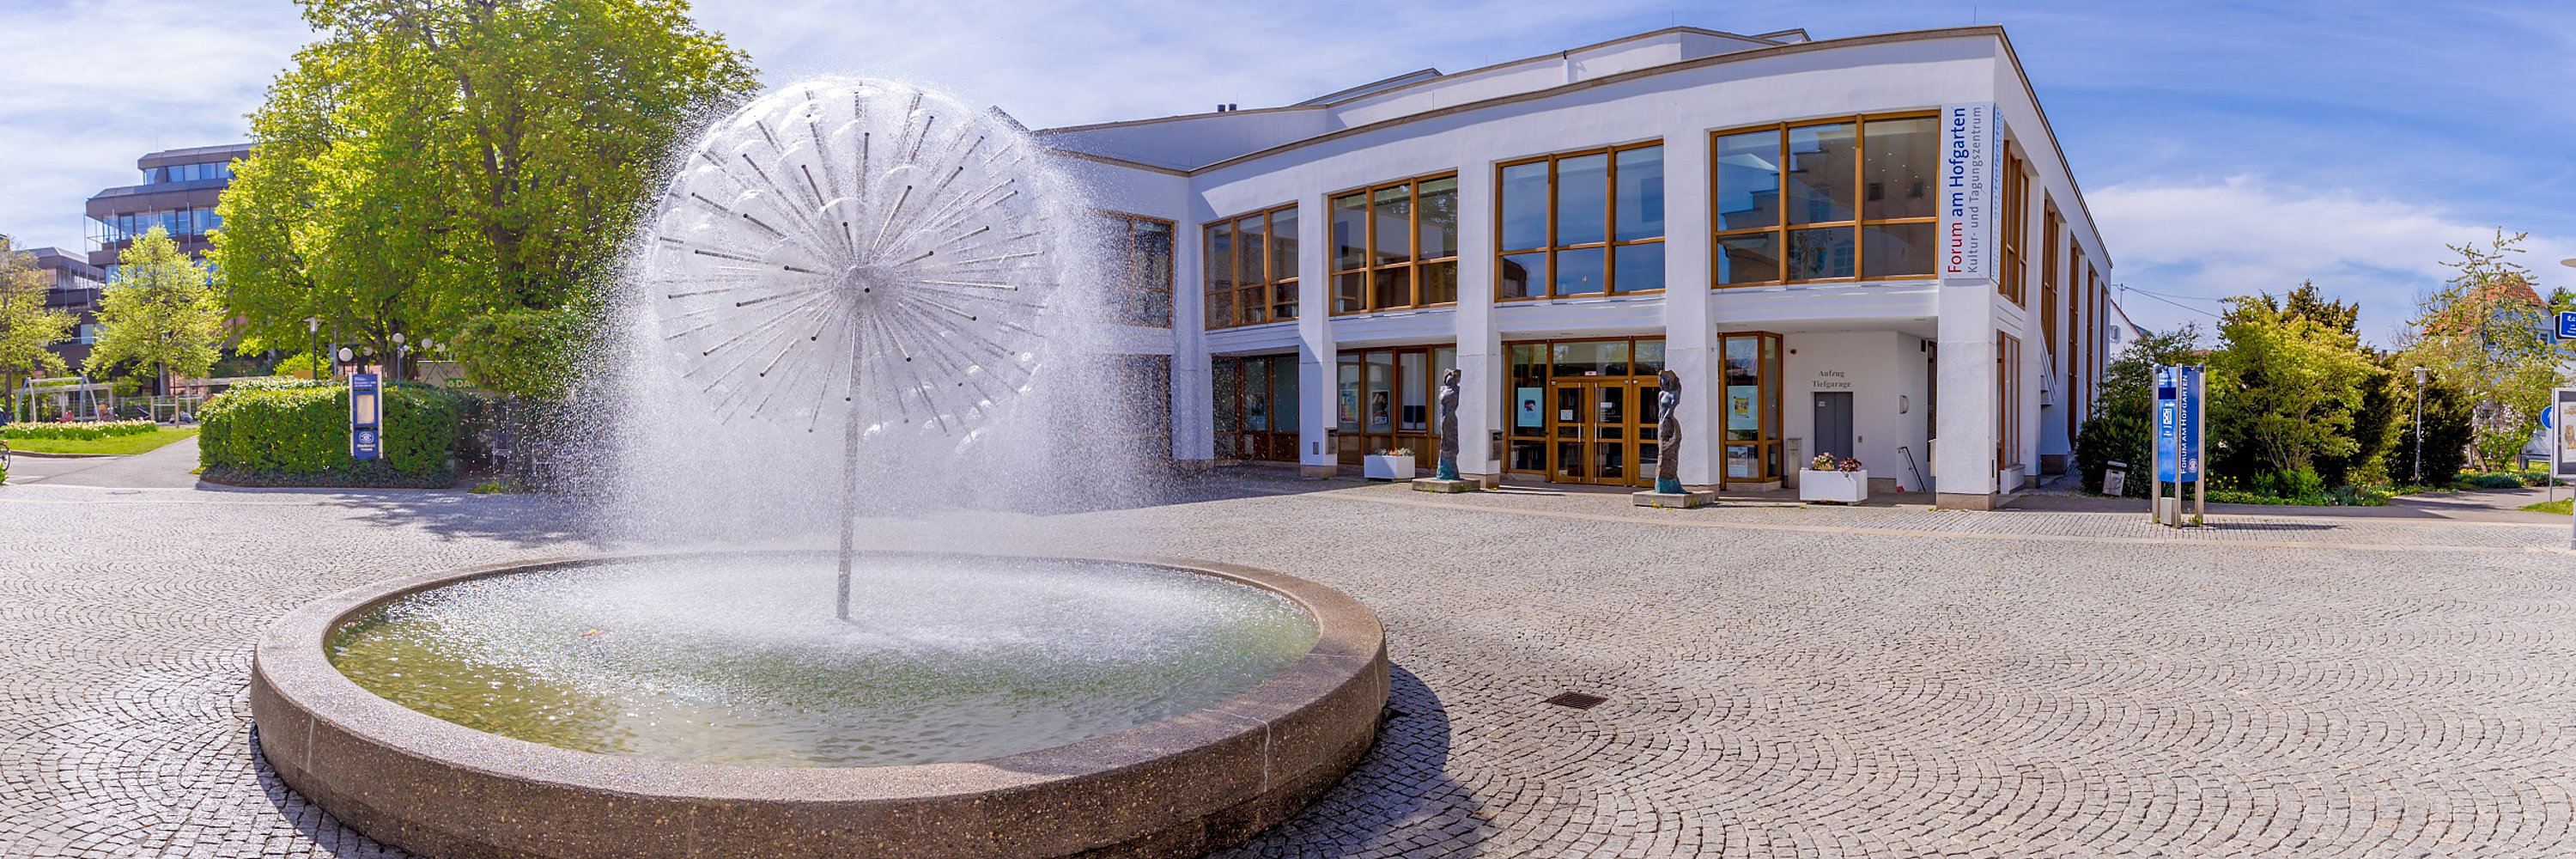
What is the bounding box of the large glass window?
[1997,332,2023,470]
[1098,212,1174,326]
[1213,355,1299,461]
[1999,142,2029,305]
[1496,143,1664,300]
[1500,336,1670,487]
[1334,345,1455,466]
[1719,332,1783,483]
[1204,204,1297,330]
[1712,115,1939,286]
[1330,174,1458,314]
[2041,206,2063,356]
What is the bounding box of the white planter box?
[1800,469,1869,503]
[1363,454,1417,480]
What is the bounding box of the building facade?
[85,143,253,274]
[25,247,106,370]
[1039,25,2116,509]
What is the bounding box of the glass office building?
[84,143,254,274]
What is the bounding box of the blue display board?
[2558,312,2576,341]
[2155,365,2202,483]
[349,373,382,461]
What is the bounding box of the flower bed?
[0,419,160,441]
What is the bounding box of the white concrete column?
[1934,283,2000,508]
[1171,213,1212,462]
[1455,158,1503,484]
[1296,197,1338,478]
[1662,128,1718,488]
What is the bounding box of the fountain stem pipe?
[837,356,865,621]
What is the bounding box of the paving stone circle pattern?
[3,477,2573,858]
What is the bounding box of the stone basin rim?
[251,547,1387,808]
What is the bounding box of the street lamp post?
[2412,365,2428,485]
[303,317,321,381]
[392,332,406,381]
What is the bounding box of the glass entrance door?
[1546,381,1648,485]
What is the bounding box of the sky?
[3,0,2572,346]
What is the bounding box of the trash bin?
[2103,461,2128,497]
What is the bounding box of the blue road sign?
[2560,312,2576,340]
[349,373,382,460]
[2155,365,2202,483]
[2546,405,2557,431]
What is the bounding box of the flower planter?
[1799,469,1868,503]
[1363,454,1417,480]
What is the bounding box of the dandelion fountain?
[250,80,1386,859]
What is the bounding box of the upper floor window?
[1204,204,1297,330]
[143,161,234,185]
[1498,143,1664,300]
[1331,174,1458,314]
[1098,212,1174,327]
[1712,114,1937,285]
[1998,142,2029,305]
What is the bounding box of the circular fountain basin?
[252,551,1387,859]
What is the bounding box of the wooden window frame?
[1499,335,1673,485]
[1202,203,1298,331]
[1997,143,2030,306]
[1710,113,1941,288]
[1212,354,1298,462]
[1329,173,1460,315]
[1494,141,1666,302]
[1997,331,2023,471]
[1332,345,1457,466]
[2039,203,2062,362]
[1098,210,1175,328]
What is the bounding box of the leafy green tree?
[86,228,228,397]
[2208,292,2376,481]
[215,0,757,393]
[2075,324,2202,497]
[2402,230,2571,469]
[0,237,74,399]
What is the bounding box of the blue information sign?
[349,373,382,461]
[2559,312,2576,341]
[2155,365,2202,483]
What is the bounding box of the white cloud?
[0,0,313,253]
[2089,176,2576,346]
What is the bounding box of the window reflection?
[1713,115,1939,286]
[1330,174,1459,314]
[1496,143,1664,300]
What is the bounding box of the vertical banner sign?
[2155,365,2202,483]
[2557,388,2576,479]
[1937,102,1996,283]
[349,373,382,461]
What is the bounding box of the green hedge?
[199,381,466,485]
[1,419,160,441]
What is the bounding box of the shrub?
[1,419,160,441]
[198,381,465,484]
[2459,472,2528,490]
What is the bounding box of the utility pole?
[2412,365,2427,485]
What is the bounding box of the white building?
[1042,24,2114,509]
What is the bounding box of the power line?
[2119,284,2221,320]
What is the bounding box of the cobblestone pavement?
[3,475,2573,857]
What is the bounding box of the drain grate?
[1542,691,1607,710]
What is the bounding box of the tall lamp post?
[303,317,321,381]
[2412,365,2428,485]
